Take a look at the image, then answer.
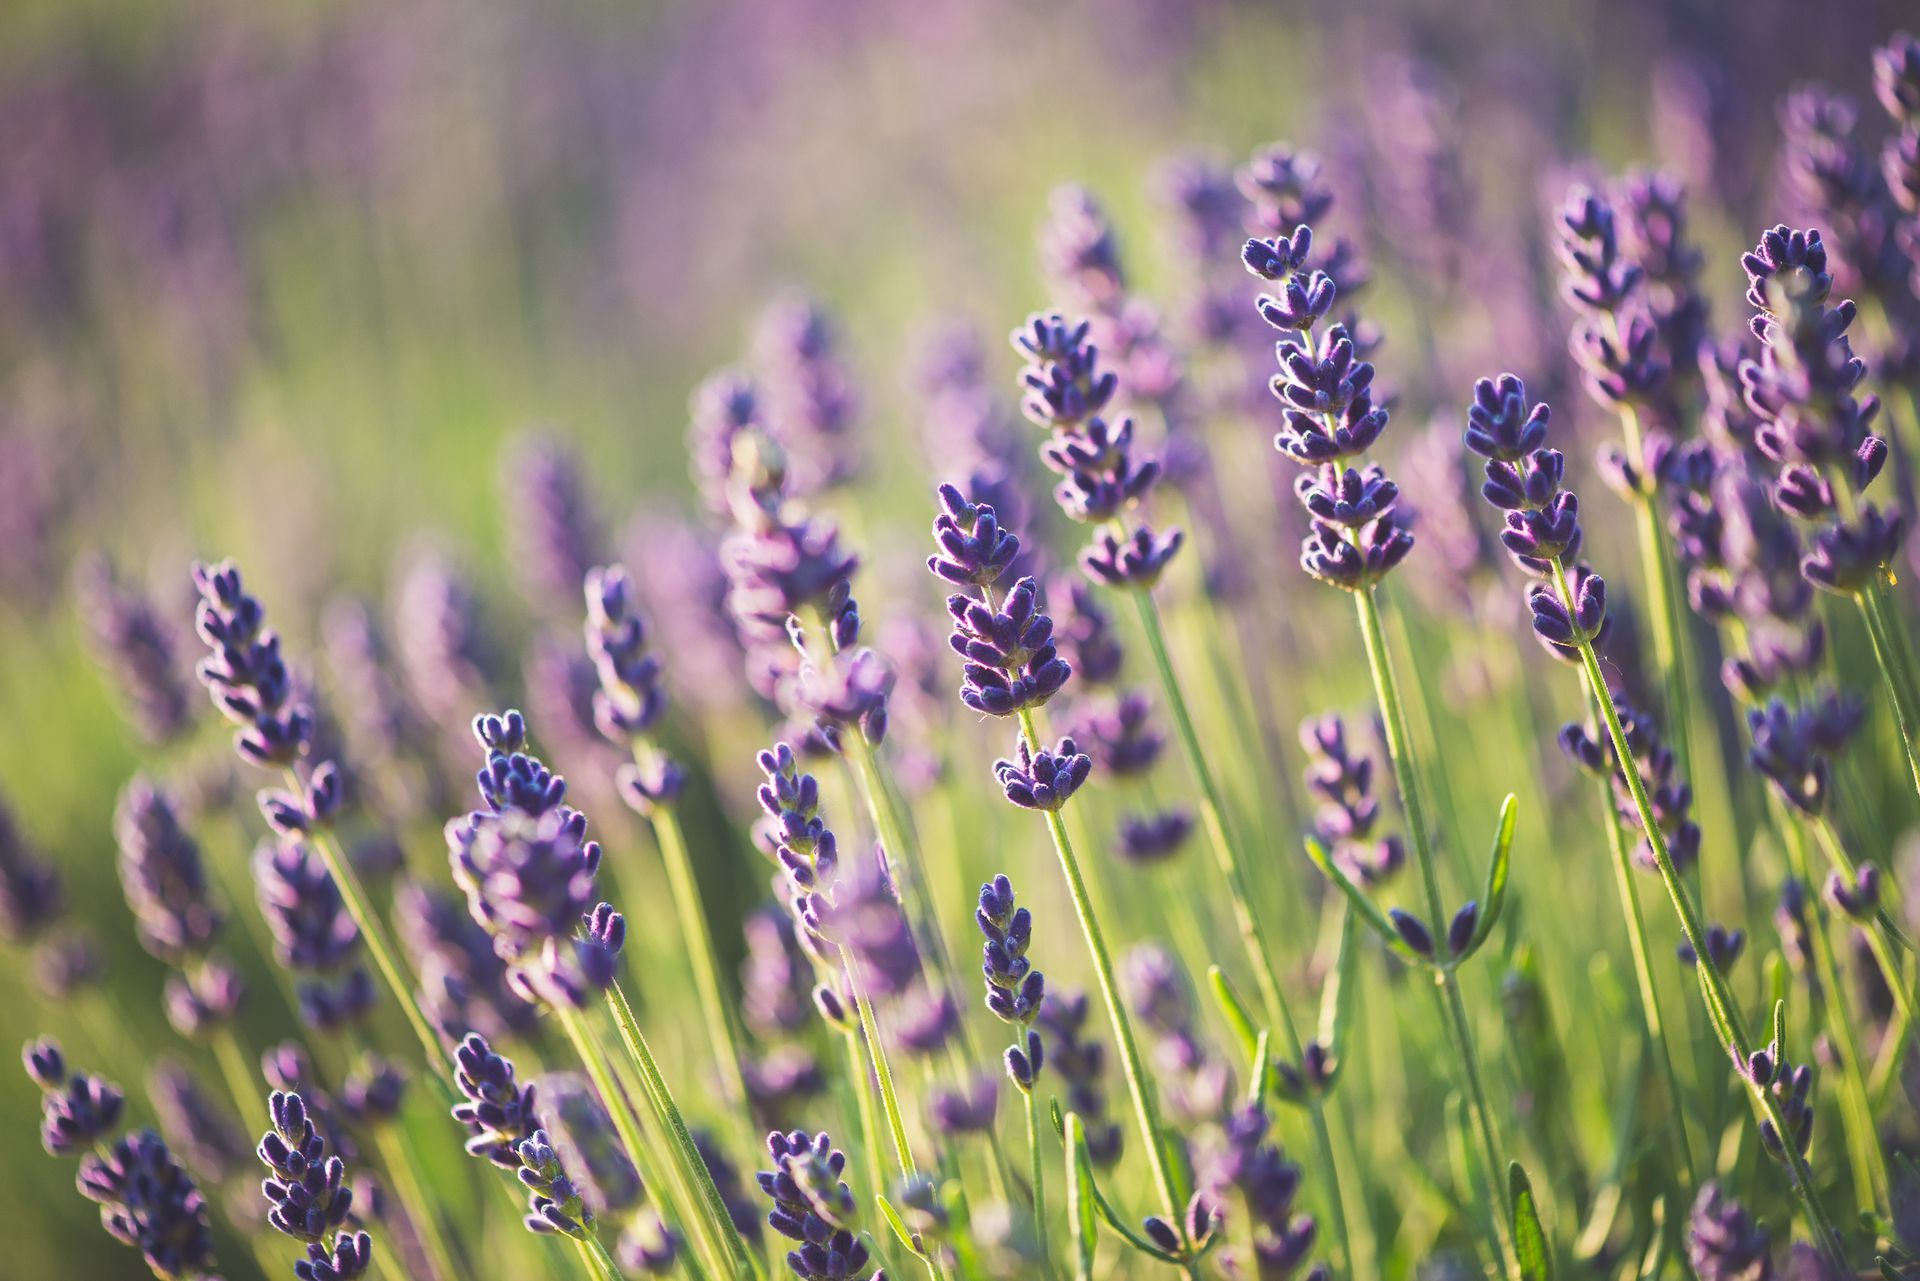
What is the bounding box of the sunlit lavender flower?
[1116,810,1195,866]
[0,794,61,945]
[191,559,312,768]
[80,1128,218,1278]
[74,553,194,744]
[24,1036,124,1155]
[539,1073,641,1223]
[1192,1103,1317,1278]
[1037,989,1121,1166]
[993,734,1091,812]
[446,710,608,1006]
[1688,1180,1773,1280]
[757,1129,884,1280]
[502,431,604,616]
[942,574,1071,718]
[392,549,497,756]
[977,874,1045,1090]
[321,598,439,817]
[395,879,539,1044]
[1746,692,1865,816]
[1560,687,1702,874]
[452,1032,541,1170]
[258,1089,374,1278]
[1300,713,1404,885]
[163,958,246,1040]
[823,852,920,1000]
[1678,924,1747,973]
[114,776,222,964]
[755,741,842,951]
[928,1070,999,1138]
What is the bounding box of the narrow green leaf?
[1206,965,1260,1062]
[1317,903,1357,1053]
[1065,1114,1097,1281]
[1468,793,1519,953]
[1771,998,1787,1060]
[1509,1161,1554,1281]
[874,1194,921,1259]
[1248,1029,1272,1105]
[1305,834,1418,961]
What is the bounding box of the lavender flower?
[1689,1178,1774,1280]
[977,874,1045,1090]
[1301,713,1404,886]
[148,1061,246,1184]
[258,1090,355,1242]
[0,790,64,944]
[394,879,539,1043]
[340,1057,408,1127]
[452,1032,541,1170]
[191,559,312,768]
[755,741,841,949]
[75,553,194,743]
[255,838,377,1030]
[1116,810,1195,865]
[943,574,1071,717]
[582,563,670,744]
[823,853,920,999]
[928,1071,999,1138]
[34,929,106,998]
[502,431,604,616]
[24,1036,124,1155]
[1123,944,1230,1125]
[164,958,246,1039]
[114,776,222,964]
[754,292,862,497]
[1037,989,1121,1167]
[1192,1103,1318,1278]
[1746,692,1865,815]
[392,546,495,729]
[993,734,1092,812]
[540,1073,642,1221]
[1560,687,1702,874]
[1678,924,1746,973]
[1040,185,1126,313]
[517,1129,594,1238]
[757,1129,884,1280]
[78,1129,218,1279]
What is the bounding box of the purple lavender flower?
[1237,145,1335,237]
[114,776,222,964]
[1560,687,1701,874]
[1064,688,1164,778]
[148,1060,248,1183]
[977,874,1045,1091]
[1037,990,1121,1166]
[1758,1062,1816,1162]
[392,546,495,730]
[928,1070,999,1138]
[942,573,1071,717]
[255,838,377,1030]
[541,1073,641,1220]
[823,852,920,1000]
[78,1129,218,1279]
[74,553,195,744]
[756,1129,883,1280]
[755,742,841,950]
[24,1036,124,1155]
[1191,1103,1317,1278]
[1300,714,1404,886]
[191,559,313,768]
[1746,692,1864,816]
[394,879,539,1044]
[690,370,765,518]
[34,929,105,999]
[753,292,862,497]
[258,1090,355,1242]
[583,563,691,812]
[340,1057,408,1127]
[517,1128,594,1238]
[618,1211,681,1276]
[452,1032,541,1170]
[0,794,63,944]
[501,431,605,617]
[1040,185,1126,313]
[1123,944,1230,1125]
[1678,924,1746,973]
[1688,1181,1772,1279]
[163,958,246,1039]
[1115,810,1195,866]
[993,734,1091,812]
[321,598,439,817]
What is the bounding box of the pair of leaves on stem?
[1308,794,1518,971]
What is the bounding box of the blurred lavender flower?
[0,793,62,943]
[823,852,920,1000]
[74,553,195,744]
[1123,943,1230,1124]
[163,957,246,1040]
[1191,1103,1319,1278]
[1560,687,1701,874]
[33,929,105,999]
[928,1070,999,1138]
[255,838,376,1031]
[1301,713,1404,886]
[502,431,604,617]
[1746,692,1865,816]
[25,1036,124,1155]
[148,1060,247,1184]
[395,879,539,1044]
[322,597,439,818]
[539,1072,640,1221]
[620,511,749,717]
[1038,988,1121,1167]
[80,1129,218,1278]
[392,546,495,730]
[1116,810,1195,866]
[114,776,222,964]
[754,292,862,497]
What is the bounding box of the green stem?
[209,1024,262,1126]
[1129,586,1361,1275]
[1808,816,1919,1029]
[1549,557,1852,1270]
[1782,815,1888,1212]
[640,785,752,1110]
[1856,587,1920,803]
[842,958,945,1281]
[1617,402,1694,788]
[601,982,764,1281]
[1585,687,1697,1188]
[572,1234,617,1281]
[293,793,444,1078]
[374,1122,463,1281]
[1015,706,1185,1236]
[1351,585,1513,1275]
[1026,1087,1051,1280]
[553,998,728,1281]
[842,1027,886,1209]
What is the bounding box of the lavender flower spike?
[977,874,1046,1090]
[944,574,1072,717]
[994,735,1092,812]
[258,1089,375,1280]
[452,1032,542,1169]
[191,558,313,767]
[757,1129,886,1280]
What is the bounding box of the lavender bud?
[993,734,1092,812]
[1390,909,1435,958]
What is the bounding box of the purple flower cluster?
[501,432,606,618]
[74,553,195,744]
[445,710,614,1007]
[1553,185,1671,427]
[255,837,376,1030]
[1560,685,1702,875]
[452,1031,542,1170]
[1300,713,1403,886]
[756,1129,886,1280]
[1192,1104,1322,1280]
[1123,944,1230,1126]
[1037,989,1121,1167]
[1243,222,1411,589]
[976,874,1044,1091]
[258,1090,374,1280]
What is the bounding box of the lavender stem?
[1548,555,1852,1269]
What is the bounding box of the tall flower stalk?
[1239,222,1517,1274]
[1466,369,1853,1269]
[1004,313,1362,1273]
[926,482,1206,1272]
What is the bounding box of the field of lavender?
[11,0,1920,1277]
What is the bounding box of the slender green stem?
[1857,587,1920,802]
[553,998,728,1281]
[1809,816,1919,1028]
[1549,558,1852,1270]
[1015,707,1184,1235]
[572,1234,617,1281]
[1129,586,1361,1275]
[601,982,763,1281]
[209,1024,262,1125]
[374,1122,462,1281]
[1025,1088,1050,1279]
[842,1027,886,1208]
[639,781,752,1110]
[841,962,946,1281]
[292,790,443,1078]
[1584,687,1697,1188]
[1616,402,1694,787]
[1782,815,1888,1212]
[1351,585,1513,1275]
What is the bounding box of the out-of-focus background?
[0,0,1908,1274]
